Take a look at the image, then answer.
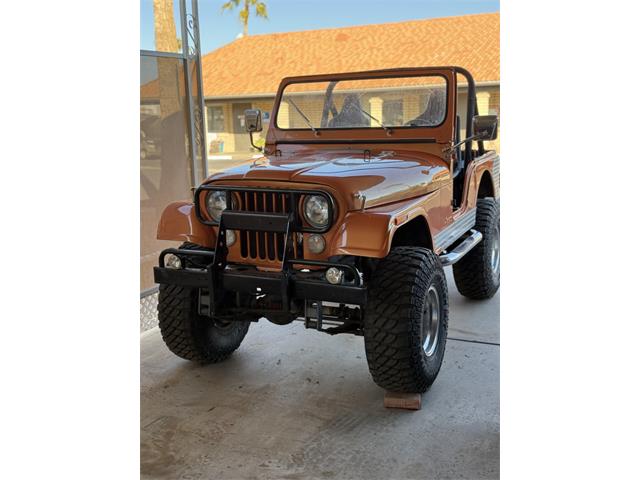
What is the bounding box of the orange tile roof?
[202,12,499,98]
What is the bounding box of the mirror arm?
[249,131,264,153]
[448,133,482,153]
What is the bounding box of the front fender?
[329,211,396,258]
[157,201,215,247]
[327,191,441,258]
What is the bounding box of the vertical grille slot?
[246,192,257,258]
[266,193,276,260]
[232,189,299,263]
[240,191,249,258]
[256,192,266,259]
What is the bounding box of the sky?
[141,0,499,55]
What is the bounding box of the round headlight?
[165,254,182,269]
[303,195,330,228]
[205,190,227,221]
[325,267,344,285]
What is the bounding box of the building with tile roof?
[199,12,499,165]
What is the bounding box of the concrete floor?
[141,269,499,479]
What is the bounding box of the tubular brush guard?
[154,210,366,318]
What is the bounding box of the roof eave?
[203,80,500,101]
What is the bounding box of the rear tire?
[364,247,449,393]
[453,198,500,299]
[157,243,250,364]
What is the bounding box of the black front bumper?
[155,201,367,315]
[153,250,367,306]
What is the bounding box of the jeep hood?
[205,149,451,211]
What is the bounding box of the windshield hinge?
[442,141,454,155]
[354,191,367,211]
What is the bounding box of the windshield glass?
[276,74,447,130]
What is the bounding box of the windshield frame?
[268,67,457,146]
[275,73,449,132]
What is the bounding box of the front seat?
[406,89,446,127]
[328,94,369,128]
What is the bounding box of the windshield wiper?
[287,98,318,134]
[355,106,391,134]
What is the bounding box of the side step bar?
[439,230,483,266]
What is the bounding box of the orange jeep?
[154,67,500,393]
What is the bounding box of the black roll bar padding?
[453,115,463,178]
[452,66,483,163]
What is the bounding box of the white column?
[369,97,384,126]
[278,102,290,128]
[476,91,491,115]
[476,90,499,152]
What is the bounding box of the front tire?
[453,198,500,299]
[157,243,250,364]
[364,247,449,393]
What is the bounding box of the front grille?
[235,190,301,261]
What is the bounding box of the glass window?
[276,75,447,130]
[205,100,273,174]
[207,106,225,132]
[382,99,404,126]
[140,54,193,290]
[140,0,183,53]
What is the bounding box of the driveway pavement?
[141,269,499,479]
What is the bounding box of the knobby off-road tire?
[453,198,500,299]
[157,243,250,364]
[364,247,449,393]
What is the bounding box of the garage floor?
[141,270,499,479]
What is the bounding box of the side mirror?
[472,115,498,141]
[244,109,263,133]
